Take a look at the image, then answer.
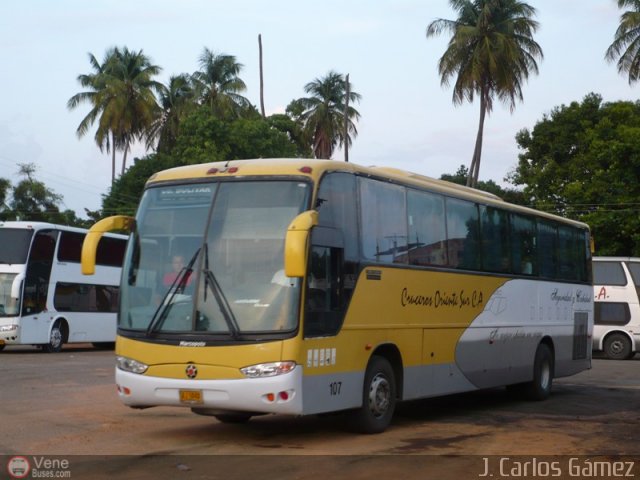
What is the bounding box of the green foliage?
[426,0,543,187]
[170,108,303,161]
[69,44,368,220]
[0,163,88,227]
[68,46,163,183]
[440,165,526,204]
[101,108,306,216]
[102,153,178,217]
[296,71,361,159]
[267,114,312,157]
[192,48,251,119]
[509,93,640,255]
[606,0,640,84]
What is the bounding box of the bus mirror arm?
[284,210,319,278]
[81,215,134,275]
[11,274,24,300]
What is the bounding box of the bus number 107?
[329,381,342,396]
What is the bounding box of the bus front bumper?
[115,365,304,415]
[0,323,20,344]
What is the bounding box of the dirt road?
[1,346,639,479]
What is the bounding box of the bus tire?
[214,413,252,424]
[42,321,65,353]
[603,333,632,360]
[349,355,396,434]
[524,343,554,401]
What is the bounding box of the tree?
[440,164,525,204]
[68,46,163,183]
[192,48,252,119]
[101,109,304,215]
[146,74,197,153]
[267,113,313,157]
[509,93,640,255]
[0,178,10,215]
[426,0,543,188]
[606,0,640,84]
[67,49,117,182]
[298,71,361,159]
[0,163,87,226]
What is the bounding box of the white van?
[592,257,640,359]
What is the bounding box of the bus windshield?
[0,273,20,316]
[120,180,311,336]
[0,229,34,264]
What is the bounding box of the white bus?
[593,257,640,359]
[0,221,127,352]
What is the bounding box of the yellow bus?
[81,158,593,433]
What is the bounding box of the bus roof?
[146,158,589,230]
[0,221,87,233]
[0,221,128,238]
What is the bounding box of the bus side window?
[511,213,537,276]
[625,262,640,301]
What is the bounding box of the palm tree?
[67,49,118,182]
[192,48,251,118]
[426,0,543,188]
[606,0,640,84]
[299,71,361,159]
[68,47,162,183]
[146,74,197,153]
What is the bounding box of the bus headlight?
[240,361,296,378]
[0,325,18,332]
[116,356,149,374]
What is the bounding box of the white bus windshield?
[0,273,20,316]
[120,180,311,336]
[0,229,34,265]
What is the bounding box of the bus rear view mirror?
[82,215,134,275]
[284,210,318,278]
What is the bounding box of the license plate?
[179,389,203,404]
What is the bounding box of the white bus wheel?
[42,321,64,353]
[603,333,632,360]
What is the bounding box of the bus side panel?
[49,261,121,344]
[455,279,593,388]
[16,314,50,345]
[298,268,509,414]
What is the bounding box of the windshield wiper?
[146,247,201,335]
[203,244,241,339]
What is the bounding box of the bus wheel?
[603,333,632,360]
[349,355,396,434]
[42,322,64,353]
[524,343,554,401]
[214,413,252,424]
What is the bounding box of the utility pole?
[258,34,265,117]
[344,73,350,162]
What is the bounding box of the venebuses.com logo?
[7,456,71,479]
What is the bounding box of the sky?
[0,0,638,218]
